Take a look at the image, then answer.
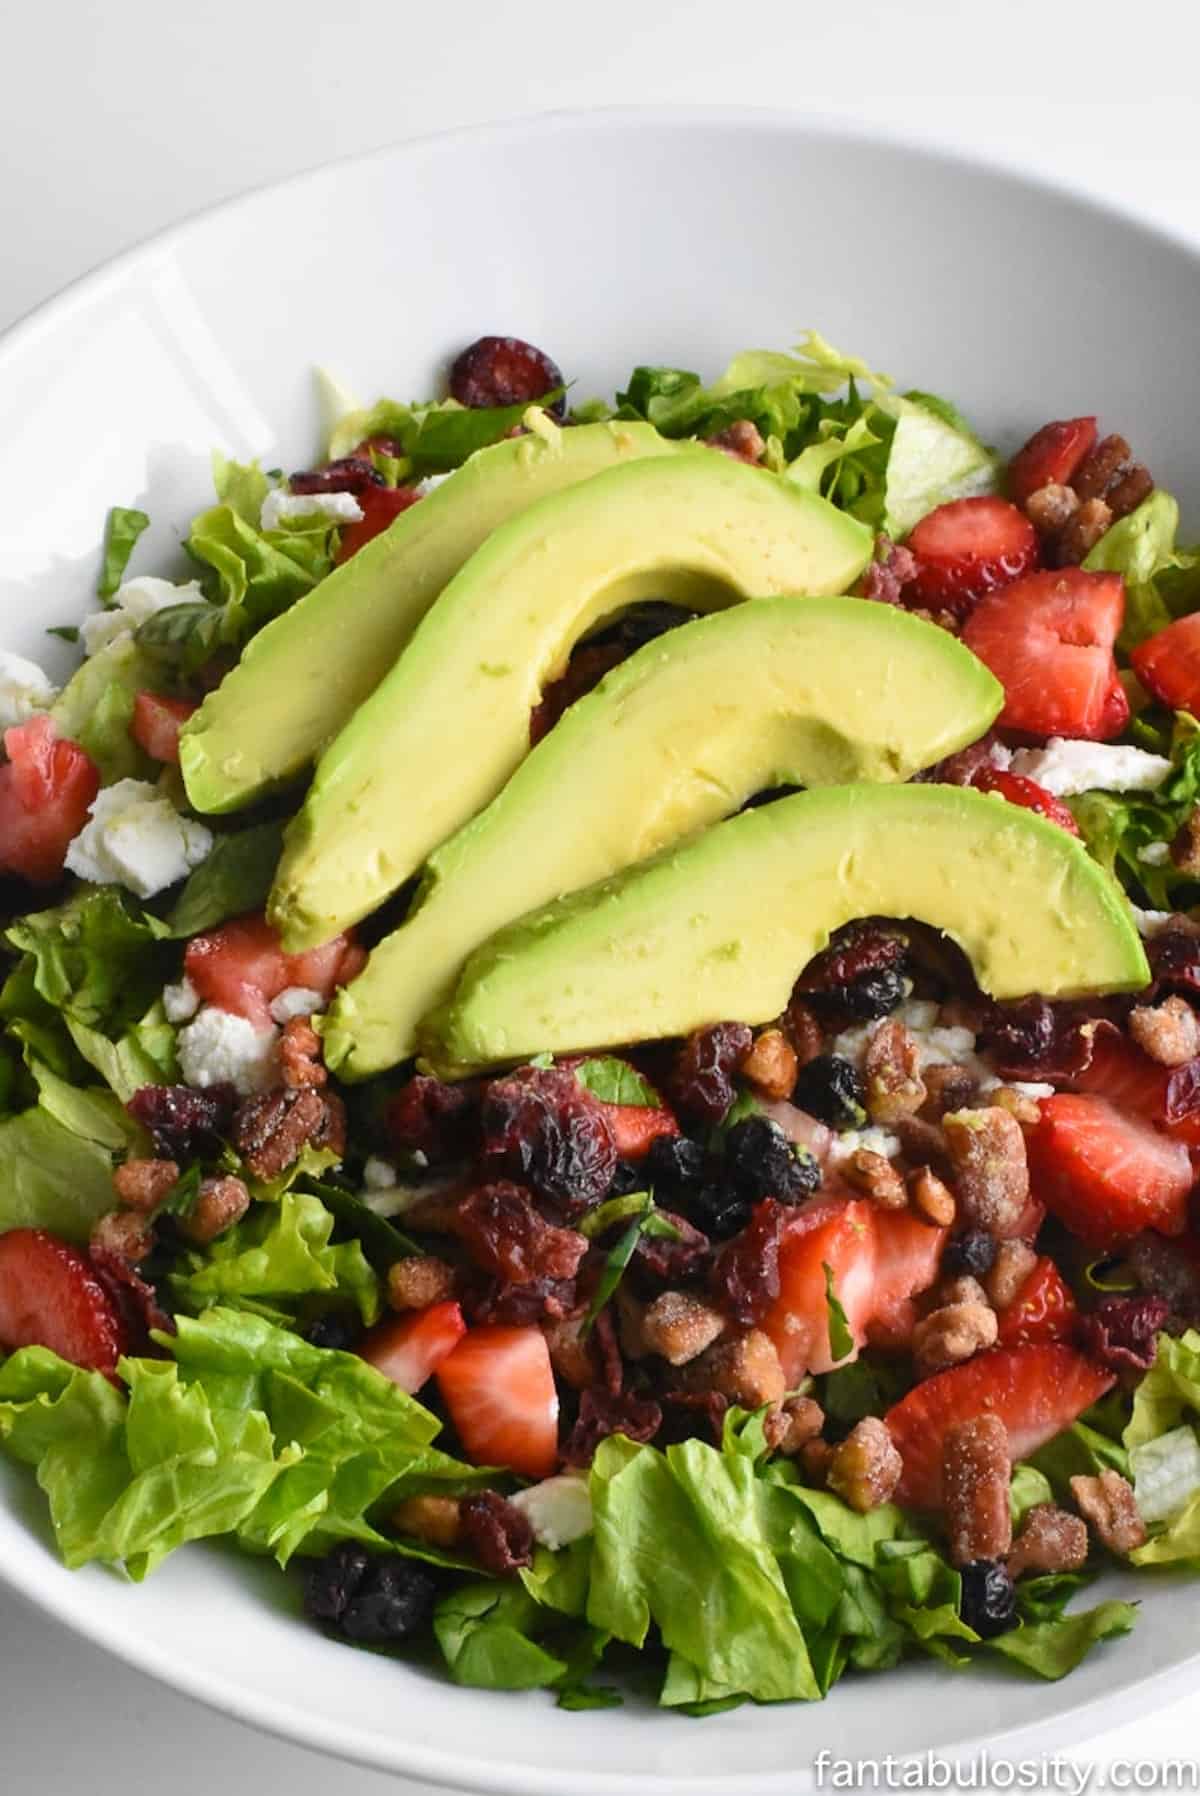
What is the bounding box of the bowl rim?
[3,101,1200,1792]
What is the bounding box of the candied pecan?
[387,1254,457,1311]
[641,1291,726,1366]
[232,1088,327,1181]
[990,1085,1043,1126]
[1077,1294,1169,1372]
[127,1082,236,1160]
[921,1064,980,1120]
[859,534,918,606]
[593,1304,625,1396]
[985,1240,1038,1310]
[709,1197,784,1326]
[312,1091,346,1159]
[1053,497,1113,566]
[707,420,766,464]
[392,1494,462,1550]
[667,1022,753,1126]
[1070,1470,1146,1555]
[913,1297,998,1376]
[933,1274,991,1309]
[456,1181,587,1284]
[482,1067,617,1213]
[842,1148,908,1210]
[180,1175,251,1245]
[386,1074,478,1163]
[279,1016,327,1089]
[893,1115,955,1178]
[682,1328,785,1409]
[827,1417,903,1514]
[782,996,826,1068]
[1171,808,1200,878]
[1106,462,1154,520]
[864,1022,927,1124]
[90,1208,155,1265]
[763,1394,825,1456]
[561,1388,662,1467]
[1074,433,1132,502]
[448,336,565,415]
[802,1437,834,1484]
[459,1490,534,1575]
[908,1165,956,1228]
[112,1156,180,1212]
[1130,996,1200,1068]
[942,1415,1012,1567]
[289,455,382,496]
[942,1106,1030,1235]
[741,1029,799,1101]
[1023,482,1079,536]
[1007,1503,1088,1578]
[542,1313,599,1390]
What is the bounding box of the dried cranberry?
[561,1388,662,1467]
[723,1116,820,1204]
[468,1275,577,1326]
[89,1249,173,1350]
[917,733,1004,787]
[481,1067,617,1215]
[798,920,909,994]
[1129,1233,1200,1324]
[1164,1058,1200,1123]
[668,1022,752,1126]
[386,1074,478,1162]
[449,335,565,417]
[288,456,384,496]
[459,1490,534,1576]
[710,1197,785,1326]
[808,966,906,1023]
[635,1208,711,1280]
[1077,1295,1170,1372]
[659,1388,729,1446]
[1147,928,1200,997]
[593,1305,625,1396]
[977,998,1100,1081]
[127,1083,236,1160]
[530,641,627,745]
[456,1181,588,1284]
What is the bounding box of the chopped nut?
[613,1285,650,1361]
[763,1394,825,1456]
[1171,809,1200,878]
[942,1414,1012,1566]
[913,1298,998,1376]
[686,1328,786,1409]
[387,1254,457,1311]
[864,1021,927,1124]
[641,1290,726,1366]
[742,1028,799,1102]
[1070,1470,1146,1555]
[827,1416,903,1513]
[921,1064,979,1120]
[1074,433,1132,501]
[112,1156,180,1212]
[1007,1503,1089,1578]
[708,419,766,464]
[894,1115,955,1177]
[1055,496,1113,565]
[541,1313,599,1389]
[783,996,825,1069]
[802,1437,833,1484]
[392,1494,462,1550]
[279,1015,327,1089]
[1023,482,1079,535]
[943,1107,1030,1235]
[933,1274,991,1309]
[1106,462,1154,521]
[990,1085,1043,1126]
[90,1208,155,1264]
[985,1239,1038,1310]
[842,1147,907,1210]
[232,1087,328,1180]
[908,1165,956,1228]
[1129,995,1200,1067]
[179,1174,251,1244]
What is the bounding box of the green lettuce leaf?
[0,1099,132,1239]
[171,1189,382,1325]
[573,1056,657,1107]
[135,600,227,678]
[187,502,337,641]
[880,392,999,538]
[211,454,271,526]
[986,1600,1137,1680]
[326,394,556,476]
[1124,1327,1200,1447]
[1070,712,1200,908]
[165,820,286,937]
[97,506,150,600]
[65,1000,178,1103]
[51,636,158,782]
[1084,491,1199,653]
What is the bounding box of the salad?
[2,328,1200,1716]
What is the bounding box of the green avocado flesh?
[270,455,873,951]
[422,782,1150,1077]
[322,598,1002,1078]
[179,419,687,814]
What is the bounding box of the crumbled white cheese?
[80,575,206,658]
[259,489,364,533]
[0,651,57,730]
[363,1156,398,1190]
[64,779,212,898]
[509,1473,593,1550]
[1009,738,1171,799]
[1007,1080,1056,1100]
[162,975,201,1023]
[1132,907,1177,939]
[828,1126,903,1163]
[269,985,326,1024]
[1138,841,1171,867]
[415,473,451,495]
[177,1006,279,1096]
[986,741,1013,771]
[834,1003,980,1075]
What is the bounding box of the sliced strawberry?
[1068,1027,1200,1150]
[970,768,1081,836]
[886,1343,1114,1509]
[436,1324,559,1479]
[0,1228,129,1373]
[996,1256,1077,1346]
[761,1199,876,1383]
[605,1104,679,1160]
[1027,1093,1193,1249]
[184,912,364,1029]
[906,497,1038,615]
[1007,417,1098,507]
[1098,673,1131,739]
[1131,613,1200,719]
[335,485,423,563]
[360,1300,466,1394]
[962,568,1125,740]
[0,717,100,885]
[130,692,198,765]
[870,1206,947,1340]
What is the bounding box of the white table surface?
[2,1,1199,1788]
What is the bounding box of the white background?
[2,0,1199,1789]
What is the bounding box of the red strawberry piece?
[184,912,364,1029]
[886,1343,1114,1509]
[996,1255,1078,1346]
[962,568,1126,739]
[905,497,1039,615]
[0,716,100,885]
[761,1199,879,1383]
[970,768,1082,836]
[130,692,198,765]
[1066,1028,1200,1151]
[335,485,423,564]
[1007,417,1098,507]
[1027,1093,1193,1249]
[870,1205,947,1341]
[436,1324,559,1479]
[1007,1194,1047,1243]
[1098,674,1131,739]
[605,1103,679,1160]
[360,1299,466,1394]
[1131,613,1200,719]
[0,1228,129,1373]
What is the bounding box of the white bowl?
[1,109,1198,1792]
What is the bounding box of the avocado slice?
[323,598,1002,1078]
[423,783,1150,1076]
[271,456,872,950]
[179,419,688,814]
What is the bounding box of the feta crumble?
[0,651,57,730]
[415,473,451,496]
[269,985,326,1024]
[177,1006,279,1096]
[363,1156,398,1190]
[509,1473,593,1550]
[986,740,1014,771]
[64,779,212,899]
[259,489,364,533]
[80,576,206,658]
[162,976,201,1023]
[828,1126,903,1163]
[1132,907,1177,939]
[1009,738,1171,799]
[1138,841,1171,867]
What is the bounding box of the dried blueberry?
[690,1182,753,1241]
[608,1159,649,1198]
[644,1132,706,1196]
[823,966,906,1022]
[958,1558,1017,1638]
[723,1115,820,1205]
[304,1312,363,1353]
[303,1543,437,1644]
[942,1228,998,1279]
[791,1055,867,1130]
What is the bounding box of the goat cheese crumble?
[176,1006,279,1097]
[1009,738,1171,798]
[259,489,364,533]
[0,651,58,730]
[509,1473,593,1549]
[80,576,206,658]
[269,986,326,1024]
[162,976,201,1023]
[64,780,212,899]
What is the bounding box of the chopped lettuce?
[326,394,558,476]
[1129,1426,1200,1527]
[878,392,999,539]
[97,506,150,600]
[171,1188,382,1325]
[1084,491,1200,653]
[986,1601,1137,1680]
[1126,1328,1200,1446]
[1111,1331,1200,1566]
[1071,711,1200,908]
[0,1102,126,1240]
[187,501,337,640]
[573,1056,657,1107]
[51,635,158,783]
